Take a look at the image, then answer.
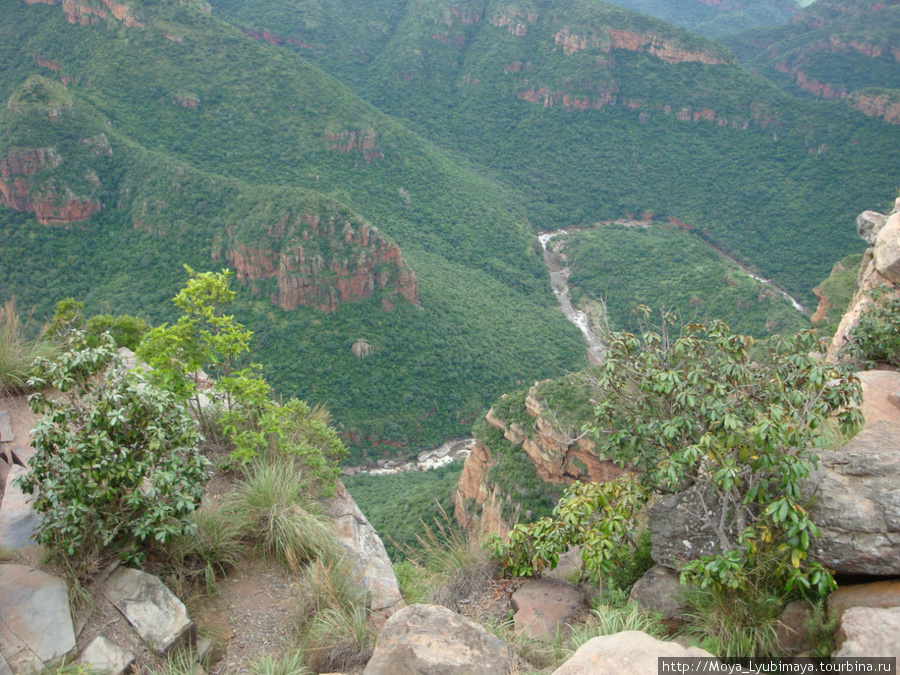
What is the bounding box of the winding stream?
[539,230,606,362]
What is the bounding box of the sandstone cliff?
[456,378,622,533]
[25,0,142,27]
[225,214,418,314]
[827,197,900,362]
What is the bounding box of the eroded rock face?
[647,483,726,568]
[551,631,712,674]
[363,604,516,675]
[874,205,900,283]
[321,481,404,625]
[228,217,418,314]
[804,420,900,576]
[511,578,588,641]
[629,565,687,622]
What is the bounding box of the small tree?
[496,311,862,596]
[20,331,209,564]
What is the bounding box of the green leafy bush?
[20,332,209,564]
[841,284,900,367]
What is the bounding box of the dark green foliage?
[564,225,809,336]
[841,284,900,367]
[20,332,210,564]
[343,463,463,561]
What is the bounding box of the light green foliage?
[591,312,862,595]
[569,602,666,646]
[841,284,900,367]
[20,331,209,564]
[495,475,647,585]
[51,298,149,350]
[248,651,311,675]
[137,266,255,406]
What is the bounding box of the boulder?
[511,577,588,641]
[805,420,900,575]
[828,580,900,622]
[78,635,135,675]
[629,566,688,622]
[647,484,723,568]
[321,480,404,624]
[0,465,39,549]
[104,567,194,655]
[0,565,77,673]
[774,600,815,655]
[550,630,713,674]
[835,606,900,658]
[857,210,888,245]
[363,604,516,675]
[873,202,900,284]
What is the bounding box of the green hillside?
[563,224,809,335]
[599,0,800,36]
[723,0,900,112]
[206,0,899,306]
[0,0,585,460]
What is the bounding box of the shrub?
[0,298,57,396]
[841,284,900,367]
[19,332,209,564]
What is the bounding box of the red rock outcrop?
[517,86,618,110]
[849,91,900,124]
[456,381,624,532]
[0,148,101,225]
[490,8,537,36]
[325,129,384,161]
[26,0,141,27]
[240,28,314,49]
[227,216,418,313]
[553,27,730,65]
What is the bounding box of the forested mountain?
[2,0,899,458]
[597,0,802,37]
[722,0,900,123]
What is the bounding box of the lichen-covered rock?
[0,565,76,673]
[104,567,194,654]
[857,210,888,245]
[78,635,135,675]
[321,481,404,625]
[647,483,724,568]
[364,604,516,675]
[0,465,39,549]
[551,631,713,674]
[804,420,900,575]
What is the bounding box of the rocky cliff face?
[25,0,142,27]
[0,147,101,226]
[226,215,418,314]
[553,27,731,65]
[827,198,900,362]
[849,91,900,124]
[456,380,622,532]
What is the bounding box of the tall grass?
[296,559,374,673]
[230,458,340,572]
[0,298,57,396]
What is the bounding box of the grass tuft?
[248,650,311,675]
[0,298,57,396]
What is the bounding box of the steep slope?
[0,0,586,458]
[723,0,900,122]
[204,0,900,308]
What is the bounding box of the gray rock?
[874,208,900,284]
[0,565,76,673]
[511,577,588,641]
[363,604,516,675]
[0,652,12,675]
[550,631,713,674]
[0,413,12,444]
[78,635,135,675]
[857,210,888,245]
[835,606,900,658]
[104,567,194,654]
[0,465,39,549]
[648,484,725,568]
[322,480,404,625]
[805,420,900,575]
[629,565,688,621]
